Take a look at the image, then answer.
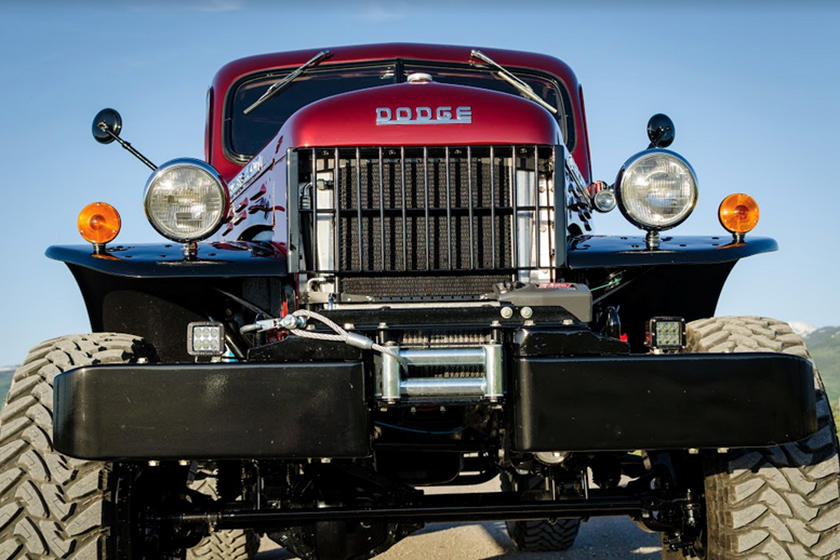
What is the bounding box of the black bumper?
[53,353,815,460]
[514,353,816,451]
[53,362,369,460]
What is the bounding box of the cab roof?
[212,43,581,93]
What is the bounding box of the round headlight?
[143,159,228,243]
[615,149,698,231]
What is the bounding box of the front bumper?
[53,352,815,460]
[53,362,369,460]
[514,352,815,451]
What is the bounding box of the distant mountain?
[0,366,15,405]
[805,327,840,411]
[791,322,818,338]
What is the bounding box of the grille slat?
[400,146,408,271]
[355,148,363,267]
[310,148,317,270]
[444,148,452,269]
[298,145,555,297]
[533,144,541,269]
[490,145,496,269]
[423,146,430,271]
[510,145,519,269]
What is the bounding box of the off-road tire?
[0,334,152,558]
[505,518,581,552]
[186,477,259,560]
[501,474,581,552]
[665,317,840,559]
[0,333,257,560]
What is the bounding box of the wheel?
[501,473,581,552]
[663,317,840,559]
[0,333,256,559]
[186,476,259,560]
[0,334,150,558]
[186,525,258,560]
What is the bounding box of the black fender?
[47,242,289,361]
[567,235,777,269]
[566,235,778,350]
[46,241,288,278]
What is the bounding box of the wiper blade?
[243,50,332,115]
[470,50,557,115]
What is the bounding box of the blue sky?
[0,2,838,365]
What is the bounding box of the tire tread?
[687,317,840,560]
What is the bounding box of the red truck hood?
[280,81,561,147]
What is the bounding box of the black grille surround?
[288,145,566,300]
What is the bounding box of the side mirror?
[92,108,123,144]
[91,108,156,170]
[646,113,675,148]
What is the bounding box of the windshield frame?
[221,58,576,165]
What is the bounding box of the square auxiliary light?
[645,317,686,352]
[187,322,225,356]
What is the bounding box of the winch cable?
[241,309,406,367]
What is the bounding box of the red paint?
[207,43,592,183]
[283,82,560,147]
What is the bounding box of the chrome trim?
[143,158,229,244]
[615,148,698,232]
[401,347,486,366]
[401,378,486,398]
[592,189,617,213]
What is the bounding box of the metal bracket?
[378,344,503,404]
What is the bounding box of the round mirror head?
[92,108,122,144]
[646,113,675,148]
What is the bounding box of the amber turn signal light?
[78,202,121,246]
[718,193,759,239]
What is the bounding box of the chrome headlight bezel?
[615,149,698,231]
[143,158,229,243]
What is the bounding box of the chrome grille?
[289,145,564,297]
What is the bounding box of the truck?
[0,43,836,560]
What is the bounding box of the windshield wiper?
[469,50,557,115]
[243,50,332,115]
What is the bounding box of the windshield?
[226,61,575,160]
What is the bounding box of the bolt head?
[520,306,534,319]
[500,306,514,319]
